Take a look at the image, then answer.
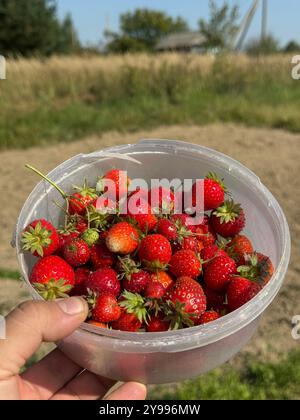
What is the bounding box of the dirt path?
[0,123,299,360]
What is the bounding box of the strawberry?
[170,213,190,227]
[147,315,170,332]
[126,198,157,232]
[200,245,228,268]
[211,200,245,238]
[75,218,89,234]
[227,276,261,311]
[138,234,172,270]
[85,268,120,297]
[226,235,253,266]
[57,229,80,255]
[90,243,116,269]
[165,277,207,329]
[87,320,108,329]
[169,250,202,279]
[204,255,237,292]
[144,280,166,299]
[111,311,142,332]
[198,310,220,325]
[22,219,59,258]
[173,236,202,253]
[150,271,173,290]
[106,222,139,255]
[63,238,91,268]
[202,285,227,313]
[97,169,130,201]
[191,223,217,248]
[237,253,274,286]
[157,219,178,242]
[30,255,75,300]
[192,172,226,211]
[91,294,121,323]
[149,187,175,212]
[81,229,100,247]
[69,181,98,216]
[118,257,151,294]
[72,267,91,296]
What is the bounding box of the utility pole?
[261,0,268,41]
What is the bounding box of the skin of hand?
[0,298,147,400]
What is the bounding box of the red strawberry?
[191,224,217,248]
[211,201,246,238]
[227,276,261,311]
[138,234,172,269]
[173,236,202,253]
[170,250,202,279]
[75,218,89,234]
[192,173,226,211]
[69,181,97,215]
[123,271,151,294]
[147,315,170,332]
[22,219,59,258]
[157,219,178,242]
[198,310,220,325]
[92,294,121,323]
[144,280,166,299]
[87,320,108,329]
[150,271,173,290]
[203,285,227,313]
[204,255,237,292]
[85,268,120,297]
[30,255,75,300]
[98,169,130,200]
[237,253,274,286]
[57,231,80,254]
[106,222,139,255]
[200,245,228,268]
[90,243,116,269]
[226,235,254,265]
[111,311,142,332]
[165,277,207,328]
[72,267,91,296]
[63,238,91,268]
[149,187,175,212]
[127,198,157,232]
[170,213,190,227]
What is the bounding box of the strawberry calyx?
[117,256,140,280]
[119,291,150,324]
[33,278,73,301]
[22,221,52,257]
[87,203,111,231]
[164,300,196,330]
[213,200,242,224]
[73,180,98,199]
[142,260,169,272]
[237,253,270,286]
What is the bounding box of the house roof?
[156,32,206,50]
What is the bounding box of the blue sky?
[57,0,300,47]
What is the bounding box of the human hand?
[0,298,147,400]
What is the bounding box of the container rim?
[17,139,291,352]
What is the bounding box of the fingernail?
[57,297,87,316]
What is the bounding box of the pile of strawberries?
[21,168,274,333]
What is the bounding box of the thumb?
[0,298,88,379]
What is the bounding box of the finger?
[51,371,115,400]
[0,298,88,380]
[20,349,83,400]
[105,382,147,401]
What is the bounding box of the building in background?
[155,32,206,53]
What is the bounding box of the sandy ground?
[0,123,299,361]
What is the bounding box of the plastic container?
[13,139,291,384]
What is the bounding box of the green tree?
[56,13,81,54]
[246,35,280,56]
[283,40,300,53]
[106,8,188,53]
[199,0,239,51]
[0,0,80,56]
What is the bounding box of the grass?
[1,53,299,150]
[0,268,21,280]
[149,350,300,400]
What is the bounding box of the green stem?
[25,164,68,200]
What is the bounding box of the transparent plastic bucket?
[13,139,291,384]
